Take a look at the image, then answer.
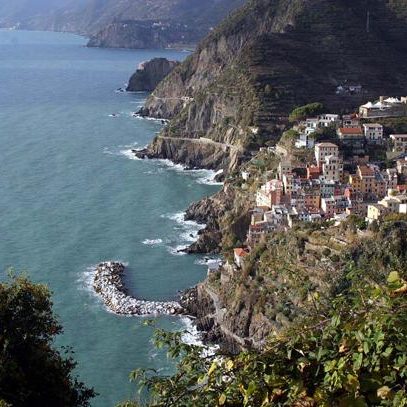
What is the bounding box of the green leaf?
[387,271,400,284]
[363,341,369,354]
[208,361,217,376]
[219,393,227,405]
[353,353,363,371]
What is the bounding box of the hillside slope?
[138,0,407,171]
[181,218,407,352]
[0,0,244,48]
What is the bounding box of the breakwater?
[93,262,183,315]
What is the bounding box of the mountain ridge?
[0,0,245,48]
[137,0,407,172]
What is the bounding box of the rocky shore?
[93,261,183,316]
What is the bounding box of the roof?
[338,127,363,135]
[363,123,383,128]
[234,248,249,257]
[358,165,375,177]
[343,113,359,119]
[308,165,321,174]
[384,97,402,104]
[316,142,338,148]
[390,134,407,138]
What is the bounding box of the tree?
[289,103,325,122]
[279,129,299,149]
[0,275,95,407]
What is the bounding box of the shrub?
[289,102,324,122]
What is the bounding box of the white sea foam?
[180,316,204,346]
[194,257,222,266]
[119,149,141,160]
[153,161,223,185]
[166,245,188,256]
[191,169,224,185]
[132,115,168,123]
[180,317,219,355]
[160,212,205,256]
[142,239,163,246]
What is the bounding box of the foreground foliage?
[0,275,95,406]
[123,266,407,406]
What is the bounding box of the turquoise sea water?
[0,30,219,406]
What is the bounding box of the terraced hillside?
[138,0,407,171]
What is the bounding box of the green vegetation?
[121,220,407,407]
[289,103,325,123]
[279,129,299,149]
[313,124,338,142]
[0,274,95,406]
[123,271,407,406]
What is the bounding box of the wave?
[142,239,163,246]
[180,316,219,355]
[154,161,223,185]
[166,245,187,256]
[180,316,203,346]
[194,257,222,266]
[190,169,224,186]
[132,115,169,124]
[119,149,141,160]
[161,212,205,256]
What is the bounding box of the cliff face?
[183,220,407,352]
[139,0,407,171]
[126,58,179,92]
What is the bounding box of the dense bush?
[289,103,324,122]
[122,269,407,406]
[0,275,95,407]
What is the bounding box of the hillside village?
[233,96,407,267]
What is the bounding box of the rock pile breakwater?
[93,262,183,316]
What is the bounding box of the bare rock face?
[126,58,180,92]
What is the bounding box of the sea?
[0,30,220,406]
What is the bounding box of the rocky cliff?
[182,219,407,352]
[126,58,179,92]
[138,0,407,172]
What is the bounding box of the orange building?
[349,165,386,199]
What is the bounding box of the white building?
[295,133,315,149]
[315,142,339,167]
[363,123,383,143]
[342,114,361,128]
[390,134,407,153]
[278,159,292,179]
[378,192,407,213]
[396,157,407,176]
[322,155,343,182]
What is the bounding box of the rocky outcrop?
[183,189,233,254]
[93,261,182,315]
[127,58,180,92]
[133,136,247,172]
[138,0,407,171]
